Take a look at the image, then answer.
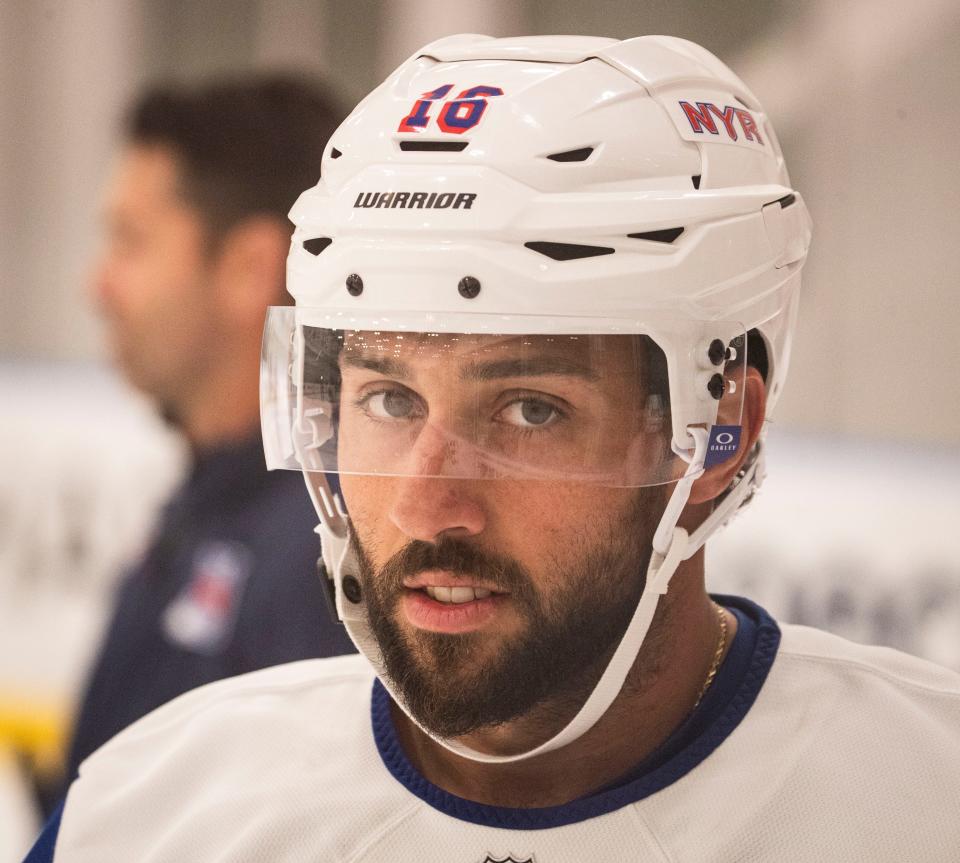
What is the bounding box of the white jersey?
[36,599,960,862]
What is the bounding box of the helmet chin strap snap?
[309,427,717,765]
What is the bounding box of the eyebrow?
[340,354,409,378]
[340,353,601,382]
[461,356,601,382]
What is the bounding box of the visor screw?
[346,274,363,296]
[342,574,362,604]
[707,373,725,400]
[458,276,481,299]
[708,339,726,366]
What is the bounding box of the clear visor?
[261,307,745,488]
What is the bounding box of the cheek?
[97,250,147,315]
[482,482,634,564]
[130,219,209,316]
[496,481,625,527]
[339,474,389,550]
[339,471,370,516]
[336,410,361,468]
[109,249,196,325]
[510,483,658,569]
[340,474,653,578]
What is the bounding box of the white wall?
[709,433,960,669]
[0,1,145,364]
[734,0,960,444]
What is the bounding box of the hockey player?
[27,35,960,862]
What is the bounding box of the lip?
[401,588,507,634]
[402,569,506,595]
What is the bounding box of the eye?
[498,398,562,428]
[361,388,422,420]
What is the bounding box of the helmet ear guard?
[264,33,810,762]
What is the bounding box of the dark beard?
[353,489,659,739]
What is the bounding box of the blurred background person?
[55,75,356,804]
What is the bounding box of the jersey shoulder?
[56,655,392,861]
[82,653,373,765]
[776,621,960,697]
[639,624,960,861]
[769,623,960,755]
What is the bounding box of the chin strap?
[426,426,710,763]
[310,426,738,764]
[309,426,764,763]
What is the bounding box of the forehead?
[340,330,645,380]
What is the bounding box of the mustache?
[373,536,536,603]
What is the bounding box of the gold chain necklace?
[693,603,728,709]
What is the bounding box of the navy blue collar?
[371,595,780,830]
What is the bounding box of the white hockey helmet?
[260,34,811,762]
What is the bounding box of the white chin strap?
[307,427,762,764]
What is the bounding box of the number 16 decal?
[398,85,504,134]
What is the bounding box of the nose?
[389,475,486,542]
[388,422,486,542]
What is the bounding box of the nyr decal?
[399,84,504,134]
[668,99,766,151]
[353,191,477,210]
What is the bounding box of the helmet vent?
[303,237,333,256]
[691,174,701,190]
[524,241,614,261]
[627,228,684,244]
[330,148,343,159]
[545,147,594,163]
[399,140,469,152]
[776,193,796,209]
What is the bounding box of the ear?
[687,365,767,505]
[209,217,288,326]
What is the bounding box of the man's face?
[336,331,669,738]
[91,144,219,420]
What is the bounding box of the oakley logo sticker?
[399,84,504,134]
[704,424,742,468]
